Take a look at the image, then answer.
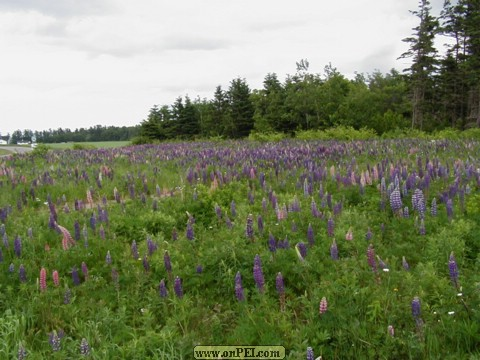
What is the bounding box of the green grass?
[45,141,130,149]
[0,148,11,156]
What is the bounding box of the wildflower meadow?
[0,138,479,359]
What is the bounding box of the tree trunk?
[467,86,480,127]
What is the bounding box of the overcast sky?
[0,0,445,135]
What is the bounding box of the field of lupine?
[0,139,479,359]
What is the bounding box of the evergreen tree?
[227,78,254,138]
[400,0,439,130]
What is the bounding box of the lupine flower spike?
[449,251,459,288]
[235,271,245,302]
[306,347,315,360]
[253,254,265,293]
[80,338,90,356]
[174,276,183,298]
[319,297,328,315]
[39,267,47,292]
[56,224,75,250]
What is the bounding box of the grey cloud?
[0,0,115,17]
[163,36,230,52]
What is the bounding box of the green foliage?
[30,143,51,157]
[72,143,96,150]
[247,131,288,142]
[296,126,377,140]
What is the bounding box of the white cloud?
[0,0,433,134]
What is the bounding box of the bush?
[72,143,96,150]
[295,126,377,140]
[248,131,288,142]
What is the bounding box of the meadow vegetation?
[0,137,479,359]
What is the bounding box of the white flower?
[457,293,463,297]
[448,311,455,315]
[383,268,390,272]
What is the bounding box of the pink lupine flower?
[319,297,328,315]
[40,268,47,292]
[52,270,60,286]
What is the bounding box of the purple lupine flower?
[230,200,237,218]
[159,279,168,298]
[377,255,388,270]
[225,216,233,229]
[99,225,105,240]
[186,221,194,240]
[257,215,263,234]
[402,256,410,271]
[307,223,314,247]
[214,203,222,219]
[367,244,377,272]
[419,219,426,236]
[14,235,22,258]
[412,188,426,219]
[245,214,254,240]
[430,198,437,216]
[327,218,335,237]
[306,347,314,360]
[275,272,284,294]
[296,242,307,260]
[89,213,96,233]
[147,237,157,256]
[9,263,15,273]
[262,197,268,212]
[131,240,139,260]
[268,233,277,253]
[389,188,402,213]
[49,330,61,351]
[234,271,245,301]
[0,248,3,263]
[106,250,112,265]
[174,276,183,298]
[311,199,321,218]
[278,235,290,249]
[27,227,33,239]
[80,338,90,356]
[72,267,80,285]
[365,228,373,241]
[17,343,27,360]
[164,250,172,273]
[196,264,203,274]
[448,252,459,287]
[412,296,421,318]
[19,264,27,282]
[253,254,265,293]
[74,221,81,241]
[446,198,454,219]
[403,206,409,218]
[81,262,88,280]
[142,255,150,272]
[330,240,338,260]
[172,227,178,241]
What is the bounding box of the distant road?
[0,146,33,156]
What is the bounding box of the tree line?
[4,125,140,144]
[138,0,479,142]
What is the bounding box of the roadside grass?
[45,141,131,149]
